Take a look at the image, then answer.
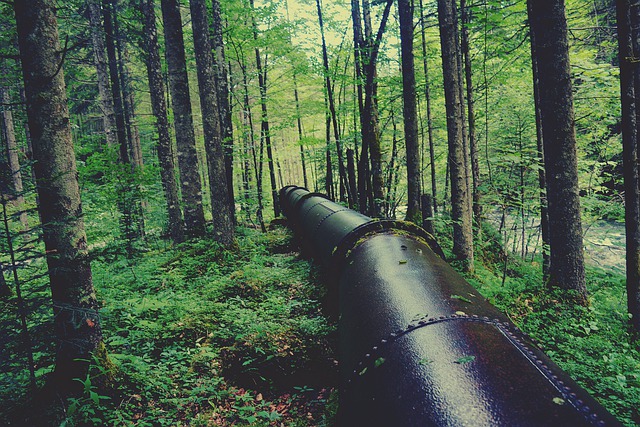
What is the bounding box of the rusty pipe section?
[280,185,622,427]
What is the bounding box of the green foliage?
[461,238,640,426]
[85,226,337,426]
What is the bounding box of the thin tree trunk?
[249,0,279,217]
[211,0,235,223]
[190,0,235,246]
[293,73,309,189]
[160,0,206,237]
[528,0,551,281]
[102,0,128,162]
[1,87,27,228]
[0,261,10,298]
[399,0,421,224]
[615,0,640,331]
[386,109,399,216]
[419,0,438,214]
[528,0,587,304]
[422,193,434,235]
[351,0,393,216]
[437,0,474,271]
[113,7,143,169]
[347,148,357,209]
[324,91,335,199]
[352,0,368,212]
[316,0,349,205]
[87,0,118,149]
[461,0,481,222]
[141,0,185,244]
[15,0,102,393]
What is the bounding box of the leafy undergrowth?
[462,233,640,427]
[65,225,337,426]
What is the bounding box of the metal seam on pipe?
[343,314,607,424]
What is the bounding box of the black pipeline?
[279,185,622,427]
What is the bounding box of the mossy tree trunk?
[14,0,102,394]
[437,0,474,271]
[0,86,27,228]
[419,0,438,215]
[87,0,118,150]
[398,0,421,224]
[211,0,236,224]
[140,0,185,244]
[615,0,640,331]
[160,0,206,238]
[189,0,235,246]
[527,0,551,282]
[528,0,587,304]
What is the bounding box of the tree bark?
[351,0,393,216]
[1,87,27,228]
[0,261,10,298]
[140,0,185,244]
[527,0,551,282]
[399,0,421,224]
[87,0,118,149]
[190,0,235,245]
[160,0,206,237]
[528,0,587,303]
[615,0,640,331]
[211,0,235,223]
[316,0,349,205]
[113,8,143,170]
[102,0,128,162]
[249,0,279,217]
[14,0,102,393]
[419,0,438,215]
[293,73,309,189]
[437,0,474,271]
[461,0,481,222]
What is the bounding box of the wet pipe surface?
[279,185,623,427]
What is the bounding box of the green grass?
[1,225,337,426]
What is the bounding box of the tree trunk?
[437,0,474,271]
[615,0,640,331]
[113,8,143,170]
[14,0,102,393]
[0,87,27,228]
[293,73,309,189]
[160,0,206,237]
[528,0,587,304]
[351,0,393,217]
[102,0,128,162]
[422,193,435,235]
[461,0,481,222]
[211,0,235,223]
[140,0,185,244]
[528,0,551,282]
[0,261,10,298]
[324,92,335,199]
[249,0,279,217]
[87,0,118,149]
[238,54,266,232]
[419,0,438,215]
[190,0,235,245]
[316,0,349,205]
[399,0,421,224]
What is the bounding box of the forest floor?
[583,220,626,274]
[1,220,639,426]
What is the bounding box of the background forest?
[1,0,639,425]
